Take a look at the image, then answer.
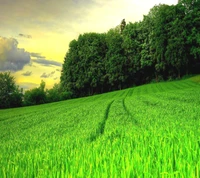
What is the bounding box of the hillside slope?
[0,76,200,177]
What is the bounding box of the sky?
[0,0,178,90]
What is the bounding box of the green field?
[0,76,200,178]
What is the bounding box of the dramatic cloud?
[33,59,62,67]
[0,36,31,71]
[22,71,32,76]
[19,34,32,39]
[40,71,55,78]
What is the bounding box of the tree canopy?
[60,2,200,97]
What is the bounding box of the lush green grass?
[0,76,200,177]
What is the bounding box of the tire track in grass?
[89,100,114,142]
[118,90,127,98]
[122,98,139,126]
[127,88,134,97]
[118,88,131,98]
[125,88,134,98]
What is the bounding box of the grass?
[0,75,200,177]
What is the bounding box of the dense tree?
[60,2,200,98]
[147,4,171,80]
[105,28,127,90]
[46,83,72,102]
[122,22,146,84]
[165,4,188,78]
[138,15,155,83]
[23,80,46,106]
[60,39,79,96]
[182,0,200,73]
[61,33,107,96]
[0,72,23,109]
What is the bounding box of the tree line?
[0,72,72,109]
[1,0,200,109]
[61,0,200,97]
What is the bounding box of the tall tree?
[105,28,127,90]
[61,39,79,96]
[122,22,142,85]
[165,4,188,78]
[181,0,200,73]
[61,33,107,96]
[149,4,172,80]
[139,15,155,83]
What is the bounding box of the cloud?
[0,36,31,71]
[22,71,32,76]
[0,0,178,36]
[40,71,55,78]
[40,73,49,78]
[51,71,55,75]
[19,34,32,39]
[30,52,46,58]
[33,59,62,67]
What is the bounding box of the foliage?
[61,33,107,97]
[0,72,23,109]
[0,77,200,177]
[23,80,46,106]
[46,83,72,102]
[105,28,127,90]
[60,2,200,97]
[120,19,126,34]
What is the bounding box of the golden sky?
[0,0,177,90]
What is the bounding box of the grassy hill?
[0,76,200,177]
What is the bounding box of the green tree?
[138,16,155,83]
[120,19,126,34]
[61,39,79,96]
[181,0,200,73]
[0,72,23,108]
[61,33,107,96]
[46,83,72,102]
[60,1,200,98]
[122,22,143,85]
[105,28,127,90]
[23,80,46,106]
[149,4,171,80]
[165,4,188,78]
